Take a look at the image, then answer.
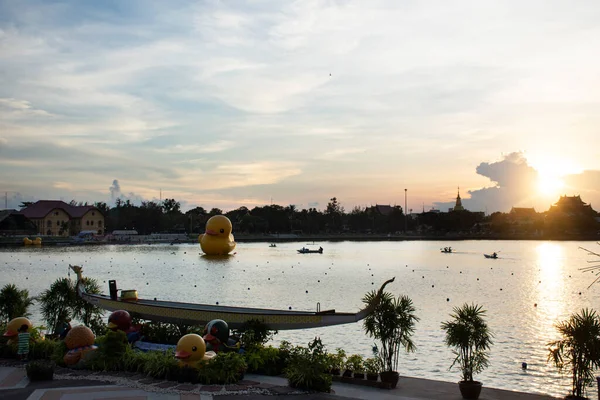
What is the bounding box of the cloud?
[109,179,121,202]
[434,152,539,212]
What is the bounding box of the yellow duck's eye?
[219,229,224,233]
[192,346,197,352]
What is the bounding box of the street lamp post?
[404,188,407,233]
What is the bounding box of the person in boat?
[492,252,497,258]
[449,247,452,252]
[319,246,323,252]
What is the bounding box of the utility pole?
[4,192,7,209]
[404,188,408,233]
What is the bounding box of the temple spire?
[453,187,465,211]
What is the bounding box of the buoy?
[432,285,434,288]
[289,306,292,310]
[446,298,450,302]
[534,303,537,307]
[522,362,527,370]
[216,302,219,305]
[305,290,308,293]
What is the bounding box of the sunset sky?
[1,1,599,213]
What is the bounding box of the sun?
[537,172,564,197]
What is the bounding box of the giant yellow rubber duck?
[175,334,216,368]
[198,215,236,255]
[3,317,32,344]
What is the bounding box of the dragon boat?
[69,265,393,331]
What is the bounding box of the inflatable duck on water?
[175,334,216,368]
[198,215,236,255]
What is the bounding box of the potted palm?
[363,290,419,389]
[441,303,493,400]
[548,308,600,400]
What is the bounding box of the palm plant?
[0,284,35,323]
[441,303,493,383]
[362,291,419,373]
[38,278,75,335]
[548,308,600,399]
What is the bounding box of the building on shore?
[19,200,105,236]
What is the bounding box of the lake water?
[2,240,600,398]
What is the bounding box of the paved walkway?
[0,361,560,400]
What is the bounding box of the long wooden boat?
[69,265,393,330]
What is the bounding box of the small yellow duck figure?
[174,334,216,368]
[198,215,236,255]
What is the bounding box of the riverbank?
[1,232,600,248]
[0,360,559,399]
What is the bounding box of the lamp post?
[404,188,407,233]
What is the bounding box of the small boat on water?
[298,246,323,254]
[69,264,393,330]
[441,247,453,253]
[484,253,498,259]
[269,243,277,247]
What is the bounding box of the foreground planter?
[379,371,399,389]
[366,373,379,381]
[458,381,482,399]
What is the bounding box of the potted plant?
[441,303,493,400]
[548,308,600,400]
[327,348,345,375]
[346,354,365,379]
[364,357,382,381]
[362,290,419,389]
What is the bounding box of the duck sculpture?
[203,319,240,353]
[3,317,32,344]
[107,310,142,343]
[198,215,236,255]
[63,325,98,366]
[174,334,217,368]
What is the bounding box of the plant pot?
[380,371,399,388]
[342,369,353,377]
[353,372,365,379]
[366,373,379,381]
[458,381,482,399]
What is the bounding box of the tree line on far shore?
[21,196,600,236]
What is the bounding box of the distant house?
[0,210,37,236]
[19,200,105,236]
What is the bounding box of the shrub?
[364,357,383,375]
[143,349,179,380]
[285,338,332,392]
[200,352,247,384]
[122,347,150,373]
[243,345,284,375]
[30,339,60,360]
[137,320,202,345]
[234,319,277,350]
[0,284,35,323]
[87,330,128,371]
[50,340,68,367]
[326,348,346,372]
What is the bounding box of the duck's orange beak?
[204,333,216,342]
[175,350,191,359]
[3,330,17,337]
[205,229,217,236]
